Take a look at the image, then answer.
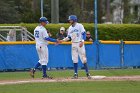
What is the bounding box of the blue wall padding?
[0,43,140,70]
[99,44,121,67]
[124,44,140,67]
[0,44,95,69]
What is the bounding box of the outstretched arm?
[44,37,57,42]
[62,36,71,42]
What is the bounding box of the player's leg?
[41,46,52,79]
[34,61,41,70]
[31,61,41,73]
[30,46,42,78]
[72,44,79,79]
[42,65,47,77]
[30,62,41,78]
[78,45,91,79]
[83,63,91,79]
[35,46,43,70]
[40,46,48,78]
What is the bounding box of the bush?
[0,23,140,40]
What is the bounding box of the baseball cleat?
[72,73,78,79]
[42,76,53,79]
[86,73,91,79]
[30,68,35,78]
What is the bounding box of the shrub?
[0,23,140,40]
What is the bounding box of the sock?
[42,65,47,77]
[34,62,41,70]
[84,63,89,74]
[74,63,78,74]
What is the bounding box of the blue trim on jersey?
[44,37,57,42]
[82,32,86,40]
[68,35,71,40]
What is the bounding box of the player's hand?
[57,39,61,43]
[79,42,84,48]
[55,39,61,45]
[59,40,63,43]
[89,38,93,41]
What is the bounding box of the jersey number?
[35,31,39,38]
[76,33,79,37]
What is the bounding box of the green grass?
[0,69,140,93]
[0,81,140,93]
[0,69,139,80]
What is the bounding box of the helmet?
[39,17,49,24]
[68,15,77,22]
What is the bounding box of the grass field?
[0,81,140,93]
[0,69,140,93]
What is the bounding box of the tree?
[59,0,75,23]
[98,0,103,23]
[0,0,20,23]
[122,0,130,23]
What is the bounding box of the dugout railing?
[0,26,34,41]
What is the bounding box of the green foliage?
[0,0,20,23]
[0,23,140,40]
[20,23,71,38]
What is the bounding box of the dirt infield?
[0,75,140,85]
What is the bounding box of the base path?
[0,75,140,85]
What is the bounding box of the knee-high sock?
[74,63,78,74]
[84,63,89,74]
[42,65,47,77]
[34,62,41,69]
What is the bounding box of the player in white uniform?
[62,15,91,79]
[30,17,59,79]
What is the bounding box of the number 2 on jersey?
[35,31,39,38]
[76,33,79,37]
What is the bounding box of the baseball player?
[61,15,91,79]
[30,17,59,79]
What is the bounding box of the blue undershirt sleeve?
[44,37,57,42]
[82,32,86,40]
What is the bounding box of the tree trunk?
[123,0,130,23]
[98,0,103,23]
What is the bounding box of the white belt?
[72,41,82,43]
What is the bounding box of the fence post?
[120,40,124,68]
[95,41,100,69]
[94,0,100,69]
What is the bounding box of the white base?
[91,76,106,79]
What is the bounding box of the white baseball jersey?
[34,25,49,65]
[67,23,87,63]
[67,23,85,43]
[34,25,49,46]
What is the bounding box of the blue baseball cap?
[68,15,77,22]
[39,17,49,24]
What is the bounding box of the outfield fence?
[0,41,140,70]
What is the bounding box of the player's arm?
[82,32,86,41]
[43,29,58,42]
[61,28,71,42]
[79,32,86,47]
[44,37,57,42]
[62,35,71,42]
[80,24,86,42]
[80,24,86,47]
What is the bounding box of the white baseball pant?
[36,45,48,65]
[72,42,87,64]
